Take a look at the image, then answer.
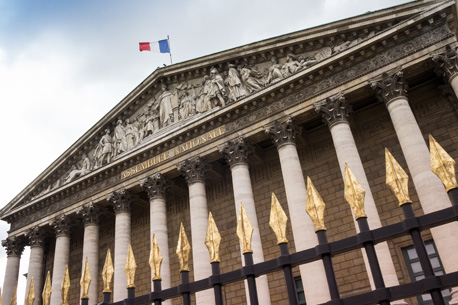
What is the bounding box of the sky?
[0,0,413,302]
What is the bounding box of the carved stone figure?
[93,129,113,168]
[208,68,226,107]
[282,53,302,77]
[265,56,283,84]
[63,153,92,184]
[225,64,246,102]
[143,110,158,137]
[239,65,264,93]
[177,82,195,120]
[125,119,137,151]
[196,76,212,113]
[133,116,144,144]
[156,83,174,128]
[113,120,127,156]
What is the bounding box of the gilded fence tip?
[42,271,52,305]
[306,177,327,232]
[344,164,367,219]
[430,135,458,191]
[0,287,2,305]
[237,202,254,253]
[61,265,70,305]
[205,212,222,263]
[25,277,35,305]
[176,223,191,272]
[385,148,411,206]
[149,234,163,280]
[125,244,137,288]
[9,283,17,305]
[80,257,91,299]
[269,193,288,244]
[102,249,114,293]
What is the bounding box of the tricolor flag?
[139,39,170,53]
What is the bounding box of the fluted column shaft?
[50,215,70,305]
[178,157,214,305]
[373,70,458,303]
[1,237,24,305]
[141,174,172,305]
[108,189,132,302]
[220,139,271,305]
[79,202,100,304]
[26,227,45,305]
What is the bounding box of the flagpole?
[168,35,173,65]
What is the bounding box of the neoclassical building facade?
[2,1,458,304]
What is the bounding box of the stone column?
[372,69,458,304]
[50,215,71,305]
[177,157,214,305]
[220,138,272,305]
[140,173,172,305]
[78,202,100,304]
[107,189,132,302]
[25,227,45,305]
[315,95,405,304]
[1,236,25,305]
[431,45,458,97]
[265,118,330,305]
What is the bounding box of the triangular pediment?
[1,0,456,225]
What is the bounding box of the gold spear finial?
[149,234,163,280]
[80,257,91,299]
[125,244,137,288]
[430,135,458,191]
[344,164,367,219]
[306,177,327,231]
[269,193,288,244]
[385,148,411,205]
[42,271,52,305]
[236,202,254,253]
[176,223,191,272]
[0,287,2,305]
[9,283,17,305]
[205,212,222,263]
[61,265,70,305]
[102,249,114,293]
[25,277,35,305]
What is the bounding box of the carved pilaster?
[177,156,207,184]
[107,189,132,214]
[265,116,302,148]
[370,68,408,106]
[78,202,99,225]
[431,45,458,82]
[51,214,70,237]
[26,226,45,248]
[219,137,252,166]
[314,93,351,128]
[140,173,169,200]
[2,236,25,257]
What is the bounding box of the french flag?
[139,39,170,53]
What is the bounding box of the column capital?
[370,68,408,106]
[51,214,71,237]
[219,137,252,166]
[26,226,45,248]
[78,202,99,225]
[2,236,25,257]
[431,45,458,82]
[107,189,132,214]
[177,156,207,185]
[140,173,169,200]
[314,93,351,128]
[264,116,302,148]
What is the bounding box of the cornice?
[1,1,454,229]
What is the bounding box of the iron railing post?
[401,203,446,305]
[81,298,89,305]
[211,262,224,305]
[447,188,458,206]
[244,252,259,305]
[278,243,299,305]
[316,230,340,301]
[126,287,135,305]
[153,279,162,305]
[356,217,390,305]
[181,271,191,305]
[103,291,111,304]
